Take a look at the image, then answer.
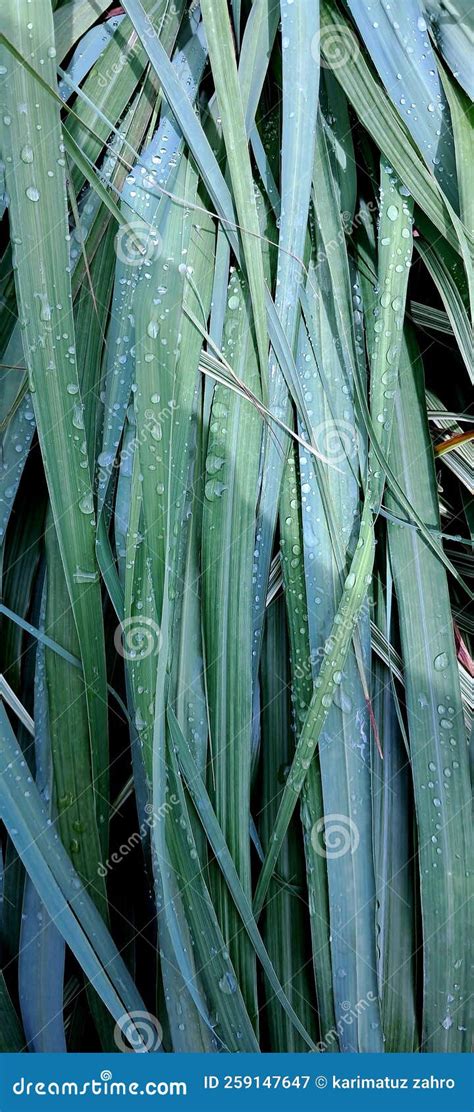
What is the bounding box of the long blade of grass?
[168,707,318,1050]
[295,215,382,1047]
[0,974,24,1052]
[273,469,327,1048]
[200,0,268,380]
[319,0,459,251]
[425,0,474,99]
[253,0,320,679]
[1,1,109,845]
[0,703,150,1047]
[371,563,418,1052]
[386,328,471,1050]
[439,61,474,235]
[166,744,260,1051]
[18,585,67,1053]
[347,0,458,208]
[367,159,414,510]
[201,269,261,1020]
[53,0,111,62]
[254,498,375,916]
[414,229,473,381]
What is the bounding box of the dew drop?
[78,492,93,515]
[147,320,159,339]
[219,972,237,995]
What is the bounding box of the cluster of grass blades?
[0,0,472,1054]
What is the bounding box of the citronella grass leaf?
[253,0,319,679]
[347,0,458,209]
[438,61,474,236]
[44,519,118,1049]
[0,346,35,549]
[165,744,260,1051]
[44,522,107,922]
[254,498,376,918]
[268,480,322,1050]
[202,269,261,1019]
[0,3,109,842]
[409,301,452,332]
[239,0,279,133]
[96,21,207,617]
[424,0,474,99]
[57,16,125,101]
[200,0,268,381]
[0,703,150,1047]
[295,240,382,1048]
[303,193,473,601]
[321,69,357,225]
[414,230,473,381]
[120,0,237,239]
[118,0,317,447]
[53,0,111,62]
[18,587,67,1053]
[168,707,318,1051]
[64,0,179,195]
[387,328,471,1050]
[0,973,24,1052]
[151,572,217,1048]
[319,0,459,251]
[371,563,418,1052]
[1,490,45,698]
[367,160,414,510]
